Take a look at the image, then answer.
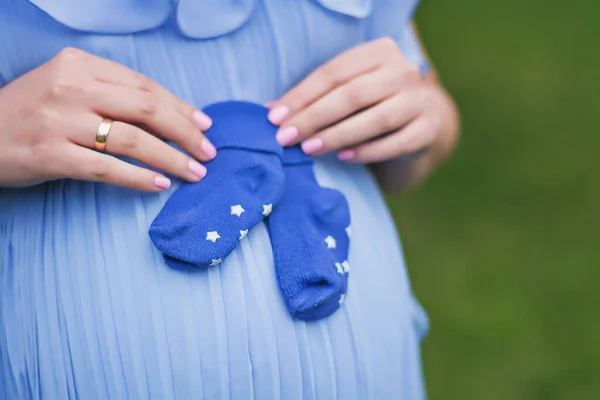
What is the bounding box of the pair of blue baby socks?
[149,101,351,320]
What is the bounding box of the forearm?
[370,70,460,194]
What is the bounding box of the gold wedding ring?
[94,118,113,151]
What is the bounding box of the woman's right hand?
[0,47,216,191]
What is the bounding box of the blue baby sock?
[267,146,352,321]
[149,101,284,270]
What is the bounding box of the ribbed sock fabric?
[149,101,284,270]
[267,146,351,321]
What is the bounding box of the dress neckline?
[26,0,376,39]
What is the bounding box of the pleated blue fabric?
[0,0,429,398]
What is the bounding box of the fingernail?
[267,105,289,125]
[301,138,323,155]
[275,126,298,146]
[201,137,217,160]
[188,160,207,179]
[193,111,213,131]
[337,150,356,161]
[154,176,172,190]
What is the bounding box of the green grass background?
[388,1,600,398]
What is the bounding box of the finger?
[340,119,434,164]
[71,115,208,183]
[63,146,172,192]
[278,68,402,146]
[81,51,214,132]
[300,93,419,156]
[268,38,396,125]
[86,82,216,162]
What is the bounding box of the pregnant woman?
[0,0,459,398]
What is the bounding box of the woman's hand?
[0,47,216,191]
[267,37,456,164]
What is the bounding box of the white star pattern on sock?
[210,258,223,266]
[206,231,221,243]
[324,235,336,249]
[230,205,245,217]
[335,262,344,275]
[338,294,346,305]
[346,225,352,238]
[342,260,350,273]
[262,204,273,216]
[239,229,248,240]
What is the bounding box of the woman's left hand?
[267,37,450,164]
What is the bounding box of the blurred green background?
[387,0,600,398]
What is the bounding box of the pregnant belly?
[0,159,426,399]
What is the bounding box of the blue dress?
[0,0,430,398]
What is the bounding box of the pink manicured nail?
[337,150,356,161]
[276,126,299,146]
[201,137,217,160]
[267,105,289,125]
[154,176,172,190]
[188,160,207,179]
[301,138,323,155]
[193,111,213,131]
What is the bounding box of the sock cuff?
[282,146,313,166]
[203,101,282,157]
